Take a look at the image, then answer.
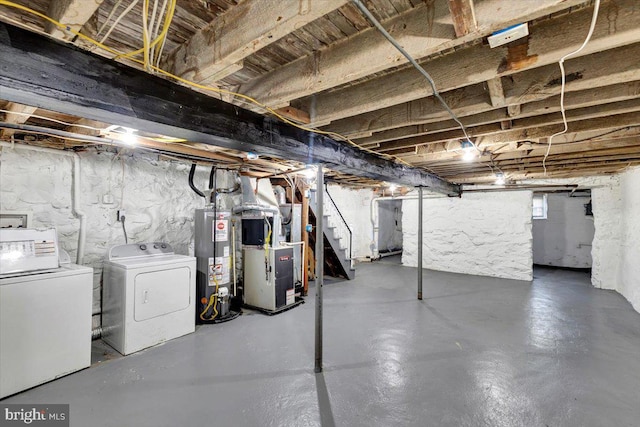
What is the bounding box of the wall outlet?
[487,23,529,48]
[102,194,114,204]
[117,210,126,222]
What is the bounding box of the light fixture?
[461,139,476,162]
[388,183,398,192]
[120,127,137,146]
[302,165,317,179]
[495,172,505,185]
[246,152,259,160]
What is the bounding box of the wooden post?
[300,181,311,295]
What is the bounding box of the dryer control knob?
[161,244,167,249]
[140,244,147,251]
[153,244,159,249]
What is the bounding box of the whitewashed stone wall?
[532,193,595,268]
[590,177,622,291]
[402,191,533,281]
[0,146,232,326]
[326,184,375,259]
[377,199,403,252]
[619,167,640,311]
[515,175,622,291]
[516,174,639,312]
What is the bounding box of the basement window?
[532,194,548,219]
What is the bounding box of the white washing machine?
[0,228,92,399]
[102,242,196,355]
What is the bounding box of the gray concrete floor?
[5,263,640,426]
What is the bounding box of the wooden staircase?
[309,188,355,280]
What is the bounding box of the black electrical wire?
[210,165,218,202]
[350,0,499,174]
[351,0,474,146]
[209,165,216,192]
[188,163,206,198]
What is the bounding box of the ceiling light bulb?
[302,165,316,178]
[460,139,476,162]
[121,128,137,146]
[246,152,259,160]
[389,184,397,192]
[495,173,505,185]
[462,147,476,162]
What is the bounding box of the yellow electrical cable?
[199,275,220,321]
[0,1,121,56]
[116,0,176,61]
[265,228,272,258]
[199,294,215,321]
[0,0,412,167]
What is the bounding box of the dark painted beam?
[0,23,459,195]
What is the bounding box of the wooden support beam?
[354,78,640,147]
[376,99,640,153]
[496,148,640,168]
[0,102,37,138]
[326,46,640,139]
[448,0,477,37]
[507,104,521,118]
[425,142,640,170]
[0,22,459,195]
[66,117,106,136]
[436,160,637,181]
[493,135,640,162]
[448,161,640,183]
[45,0,105,41]
[486,77,505,107]
[299,180,310,294]
[305,0,640,125]
[407,131,640,164]
[163,0,348,85]
[474,110,640,150]
[239,0,587,110]
[275,106,311,124]
[391,110,640,160]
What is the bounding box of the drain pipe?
[0,141,87,264]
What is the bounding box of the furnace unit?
[243,246,296,312]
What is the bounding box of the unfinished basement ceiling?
[0,0,639,186]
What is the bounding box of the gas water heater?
[195,208,237,323]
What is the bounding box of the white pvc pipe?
[0,142,87,264]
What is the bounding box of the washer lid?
[107,254,195,269]
[0,263,93,284]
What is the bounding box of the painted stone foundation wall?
[0,146,233,327]
[402,191,533,281]
[532,193,595,268]
[618,167,640,312]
